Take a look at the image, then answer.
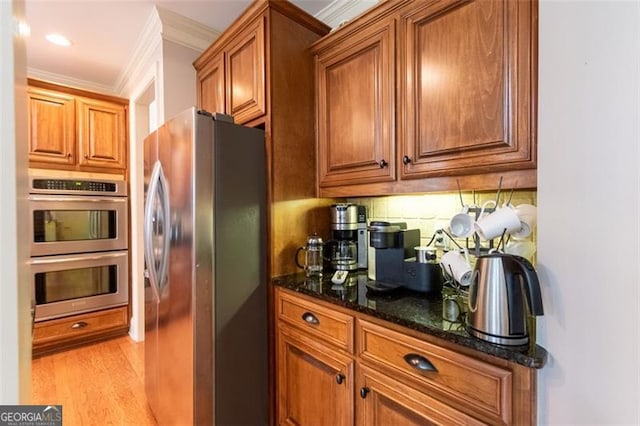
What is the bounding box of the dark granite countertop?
[272,272,547,369]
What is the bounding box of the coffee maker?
[329,204,367,271]
[369,221,442,293]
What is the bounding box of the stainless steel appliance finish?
[330,203,367,271]
[29,251,128,321]
[143,108,267,426]
[467,253,544,346]
[28,176,129,321]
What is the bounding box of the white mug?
[449,205,474,238]
[505,240,536,261]
[449,200,495,239]
[440,249,472,286]
[512,204,537,239]
[474,203,521,240]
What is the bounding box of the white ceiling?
[24,0,344,94]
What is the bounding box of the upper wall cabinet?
[194,0,332,277]
[312,0,538,196]
[27,79,128,173]
[195,13,266,124]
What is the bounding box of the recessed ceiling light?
[45,33,72,47]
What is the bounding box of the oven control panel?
[29,177,127,196]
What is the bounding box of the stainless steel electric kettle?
[467,253,544,346]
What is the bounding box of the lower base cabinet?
[33,306,129,356]
[275,288,537,425]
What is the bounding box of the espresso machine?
[329,204,367,272]
[369,221,442,293]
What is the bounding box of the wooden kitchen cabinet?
[275,287,538,425]
[315,16,396,187]
[27,79,128,173]
[195,1,335,278]
[311,0,538,196]
[27,87,76,166]
[33,306,129,357]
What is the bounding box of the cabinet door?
[399,0,536,178]
[277,324,353,426]
[77,97,127,170]
[316,19,396,188]
[356,365,484,426]
[27,88,76,165]
[198,53,226,115]
[226,16,266,124]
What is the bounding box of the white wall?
[0,0,31,404]
[537,1,640,423]
[161,40,200,121]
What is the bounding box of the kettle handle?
[295,246,305,269]
[506,255,544,316]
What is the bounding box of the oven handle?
[28,195,128,203]
[29,251,127,265]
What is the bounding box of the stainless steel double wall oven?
[28,176,129,321]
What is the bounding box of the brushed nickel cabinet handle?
[301,312,319,325]
[403,353,438,372]
[71,321,89,329]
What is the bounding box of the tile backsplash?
[347,190,537,257]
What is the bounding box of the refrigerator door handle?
[144,161,163,300]
[156,164,171,293]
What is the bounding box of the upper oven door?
[29,194,128,256]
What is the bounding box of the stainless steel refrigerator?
[143,107,267,425]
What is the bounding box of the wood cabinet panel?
[277,289,354,352]
[358,319,512,424]
[400,0,536,178]
[356,364,484,426]
[316,19,396,187]
[198,53,226,115]
[27,79,128,173]
[226,16,266,124]
[278,324,353,426]
[77,97,127,169]
[27,88,76,165]
[33,306,129,356]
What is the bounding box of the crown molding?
[115,6,219,96]
[315,0,379,29]
[27,67,116,95]
[156,7,220,52]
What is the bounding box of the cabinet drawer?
[33,306,128,349]
[357,319,512,424]
[276,289,354,353]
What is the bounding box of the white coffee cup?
[474,203,521,240]
[440,249,472,286]
[512,204,537,239]
[505,240,536,261]
[449,206,474,238]
[449,200,496,239]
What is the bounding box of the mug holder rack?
[449,176,516,259]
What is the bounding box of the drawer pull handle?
[71,321,88,329]
[402,155,412,165]
[360,387,370,398]
[379,159,388,168]
[301,312,319,325]
[404,353,438,372]
[335,373,345,385]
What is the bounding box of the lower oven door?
[30,250,129,322]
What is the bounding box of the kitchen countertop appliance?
[143,108,267,425]
[368,222,441,293]
[329,203,367,271]
[467,253,544,346]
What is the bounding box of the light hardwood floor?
[31,336,158,425]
